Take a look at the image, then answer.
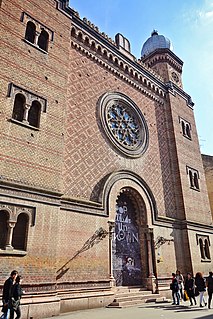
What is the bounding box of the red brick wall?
[0,0,70,193]
[63,47,178,217]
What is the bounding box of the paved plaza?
[45,303,213,319]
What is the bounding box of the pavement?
[44,303,213,319]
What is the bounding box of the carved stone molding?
[70,25,166,105]
[0,202,36,226]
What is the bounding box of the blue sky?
[70,0,213,155]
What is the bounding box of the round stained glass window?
[98,92,149,158]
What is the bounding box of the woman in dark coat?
[184,272,196,306]
[9,276,23,319]
[206,271,213,309]
[195,272,207,307]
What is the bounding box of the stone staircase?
[107,286,160,308]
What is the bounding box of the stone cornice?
[166,81,194,109]
[71,18,166,87]
[71,29,166,105]
[141,48,183,73]
[57,0,194,109]
[71,43,164,106]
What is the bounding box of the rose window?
[107,104,140,147]
[98,92,149,158]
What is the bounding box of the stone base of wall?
[59,288,114,313]
[21,293,61,319]
[19,288,114,319]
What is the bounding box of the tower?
[141,30,183,88]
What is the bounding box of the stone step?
[115,287,150,294]
[113,290,152,298]
[113,292,155,302]
[107,292,160,308]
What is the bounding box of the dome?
[141,30,173,58]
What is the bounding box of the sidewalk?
[44,303,213,319]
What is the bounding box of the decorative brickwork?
[0,0,213,318]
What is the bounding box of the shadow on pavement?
[139,303,212,315]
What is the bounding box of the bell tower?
[140,31,183,88]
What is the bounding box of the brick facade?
[202,154,213,219]
[0,1,213,318]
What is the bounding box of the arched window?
[194,173,199,190]
[204,239,210,259]
[71,27,76,37]
[10,84,46,129]
[25,21,36,43]
[185,123,191,139]
[28,101,41,127]
[12,213,29,251]
[199,238,205,259]
[187,167,199,190]
[38,29,49,51]
[181,121,186,136]
[12,93,25,122]
[0,210,9,249]
[189,170,194,188]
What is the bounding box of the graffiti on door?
[112,193,142,286]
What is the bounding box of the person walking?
[184,272,196,306]
[195,272,207,307]
[206,271,213,309]
[2,270,18,319]
[176,270,184,300]
[171,273,180,305]
[9,276,23,319]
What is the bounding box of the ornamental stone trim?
[0,202,36,226]
[71,25,166,102]
[71,40,165,105]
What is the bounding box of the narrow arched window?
[181,121,186,136]
[204,239,210,259]
[0,210,9,249]
[38,29,49,51]
[199,238,205,259]
[194,172,199,190]
[71,27,76,37]
[189,170,194,188]
[12,93,25,122]
[25,21,36,43]
[12,213,29,251]
[28,101,41,128]
[185,123,191,139]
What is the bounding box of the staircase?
[107,286,160,308]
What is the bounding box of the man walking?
[2,270,18,318]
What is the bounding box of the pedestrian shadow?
[139,303,211,314]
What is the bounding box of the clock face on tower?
[171,71,179,83]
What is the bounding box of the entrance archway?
[101,170,157,290]
[112,190,145,286]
